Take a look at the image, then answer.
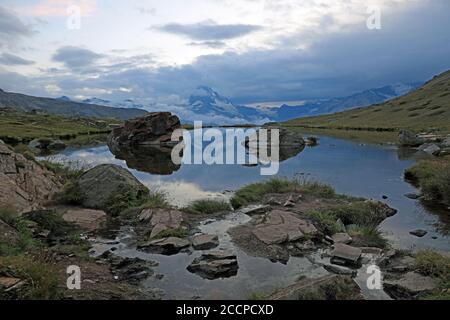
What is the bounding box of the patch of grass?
[0,209,39,256]
[231,178,300,209]
[347,225,388,248]
[56,181,86,205]
[231,178,336,209]
[405,160,450,206]
[0,107,120,146]
[183,199,231,215]
[414,250,449,278]
[51,243,91,260]
[0,254,60,300]
[105,186,168,216]
[300,180,336,198]
[325,201,393,226]
[415,250,450,300]
[40,160,85,181]
[24,210,75,238]
[307,211,340,235]
[151,228,189,240]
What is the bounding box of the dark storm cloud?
[154,20,262,40]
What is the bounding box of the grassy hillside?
[0,89,147,120]
[283,70,450,133]
[0,107,122,144]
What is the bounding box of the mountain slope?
[283,70,450,132]
[0,89,147,120]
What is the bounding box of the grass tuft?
[183,199,231,215]
[405,160,450,206]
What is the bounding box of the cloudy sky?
[0,0,449,106]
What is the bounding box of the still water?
[43,131,449,299]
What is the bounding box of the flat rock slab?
[241,205,271,215]
[63,208,107,231]
[332,233,352,244]
[192,234,219,250]
[0,277,22,289]
[139,208,184,239]
[187,250,238,280]
[331,243,362,264]
[384,272,437,300]
[138,237,190,255]
[323,264,357,277]
[252,210,318,245]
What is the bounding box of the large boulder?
[77,164,149,210]
[108,112,181,147]
[245,127,305,162]
[398,130,425,147]
[0,140,60,213]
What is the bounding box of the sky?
[0,0,449,107]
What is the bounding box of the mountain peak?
[57,96,71,102]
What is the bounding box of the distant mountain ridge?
[0,90,147,120]
[284,70,450,132]
[273,83,421,121]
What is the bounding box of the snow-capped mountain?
[187,86,269,123]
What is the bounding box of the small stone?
[409,229,428,237]
[331,233,352,244]
[382,195,388,200]
[405,193,420,200]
